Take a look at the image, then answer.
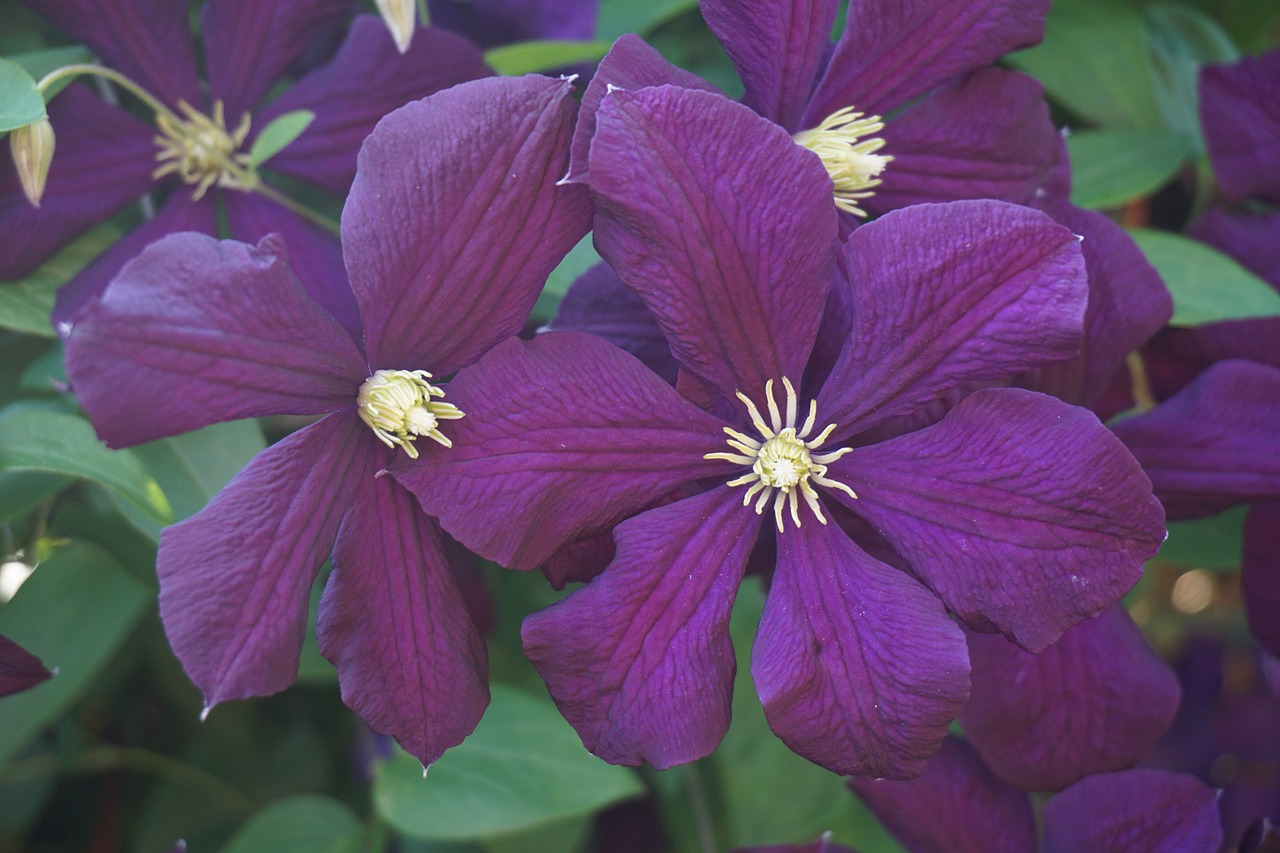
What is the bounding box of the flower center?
[356,369,464,460]
[793,106,892,217]
[154,99,255,200]
[705,377,857,532]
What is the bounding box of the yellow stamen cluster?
[705,378,857,532]
[793,106,892,217]
[357,370,464,459]
[154,99,255,200]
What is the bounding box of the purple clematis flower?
[0,0,494,334]
[392,86,1165,776]
[428,0,597,48]
[0,634,53,698]
[61,76,591,765]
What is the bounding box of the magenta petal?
[1041,770,1224,853]
[343,75,590,373]
[158,413,380,708]
[805,0,1050,121]
[258,17,492,196]
[962,605,1180,792]
[829,389,1164,652]
[868,68,1057,212]
[391,332,730,570]
[753,516,969,778]
[317,474,488,767]
[591,86,836,404]
[1112,360,1280,520]
[1243,503,1280,659]
[1199,49,1280,204]
[522,488,759,768]
[200,0,354,119]
[849,737,1038,853]
[816,201,1086,439]
[0,87,156,281]
[0,634,53,698]
[699,0,839,131]
[64,233,366,448]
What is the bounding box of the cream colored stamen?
[793,106,892,217]
[357,369,464,459]
[705,377,857,532]
[154,99,255,200]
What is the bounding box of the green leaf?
[1066,129,1192,209]
[597,0,698,38]
[248,110,314,168]
[483,40,611,75]
[7,46,93,100]
[1144,2,1238,151]
[221,795,363,853]
[1157,505,1246,570]
[1007,0,1163,129]
[0,56,45,134]
[0,470,68,521]
[0,222,125,337]
[0,541,151,764]
[139,420,264,521]
[374,684,644,842]
[0,406,171,520]
[1128,229,1280,326]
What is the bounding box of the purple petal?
[200,0,354,119]
[317,473,488,767]
[64,232,366,448]
[962,604,1180,792]
[342,75,590,373]
[567,34,722,185]
[1041,769,1223,853]
[158,413,380,708]
[51,192,217,329]
[1190,206,1280,291]
[1199,49,1280,204]
[753,516,969,778]
[543,532,615,590]
[699,0,839,131]
[223,191,359,343]
[867,69,1057,213]
[849,737,1038,853]
[258,17,492,196]
[522,487,759,768]
[0,634,53,698]
[1112,360,1280,520]
[815,201,1086,439]
[829,389,1165,652]
[805,0,1050,122]
[1242,503,1280,659]
[591,85,836,405]
[427,0,597,48]
[390,332,730,570]
[547,261,678,385]
[24,0,201,107]
[0,87,155,281]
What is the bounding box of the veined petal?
[343,75,590,373]
[1243,503,1280,659]
[158,412,381,708]
[590,86,836,405]
[963,605,1180,792]
[427,0,596,48]
[65,233,366,448]
[816,201,1086,440]
[754,514,969,778]
[258,17,492,196]
[390,332,730,571]
[828,389,1164,652]
[522,487,759,768]
[849,737,1038,853]
[0,635,53,698]
[805,0,1050,122]
[699,0,839,131]
[1041,770,1223,853]
[1199,49,1280,204]
[1112,360,1280,520]
[318,473,488,768]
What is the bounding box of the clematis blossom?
[392,86,1165,777]
[61,76,591,765]
[0,634,53,698]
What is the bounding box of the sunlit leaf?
[221,795,363,853]
[248,110,314,168]
[482,40,610,75]
[1129,229,1280,326]
[1067,129,1192,210]
[0,56,45,134]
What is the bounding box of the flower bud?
[375,0,416,53]
[10,118,55,208]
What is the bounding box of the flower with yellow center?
[793,106,892,217]
[356,369,464,459]
[706,377,857,532]
[154,99,256,200]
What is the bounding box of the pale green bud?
[10,118,55,207]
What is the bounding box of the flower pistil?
[793,106,892,217]
[154,99,256,200]
[357,369,464,459]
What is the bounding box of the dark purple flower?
[392,86,1164,776]
[1,0,494,333]
[0,634,53,698]
[428,0,598,49]
[62,76,592,766]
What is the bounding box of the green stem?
[36,64,180,125]
[251,181,342,236]
[681,765,718,853]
